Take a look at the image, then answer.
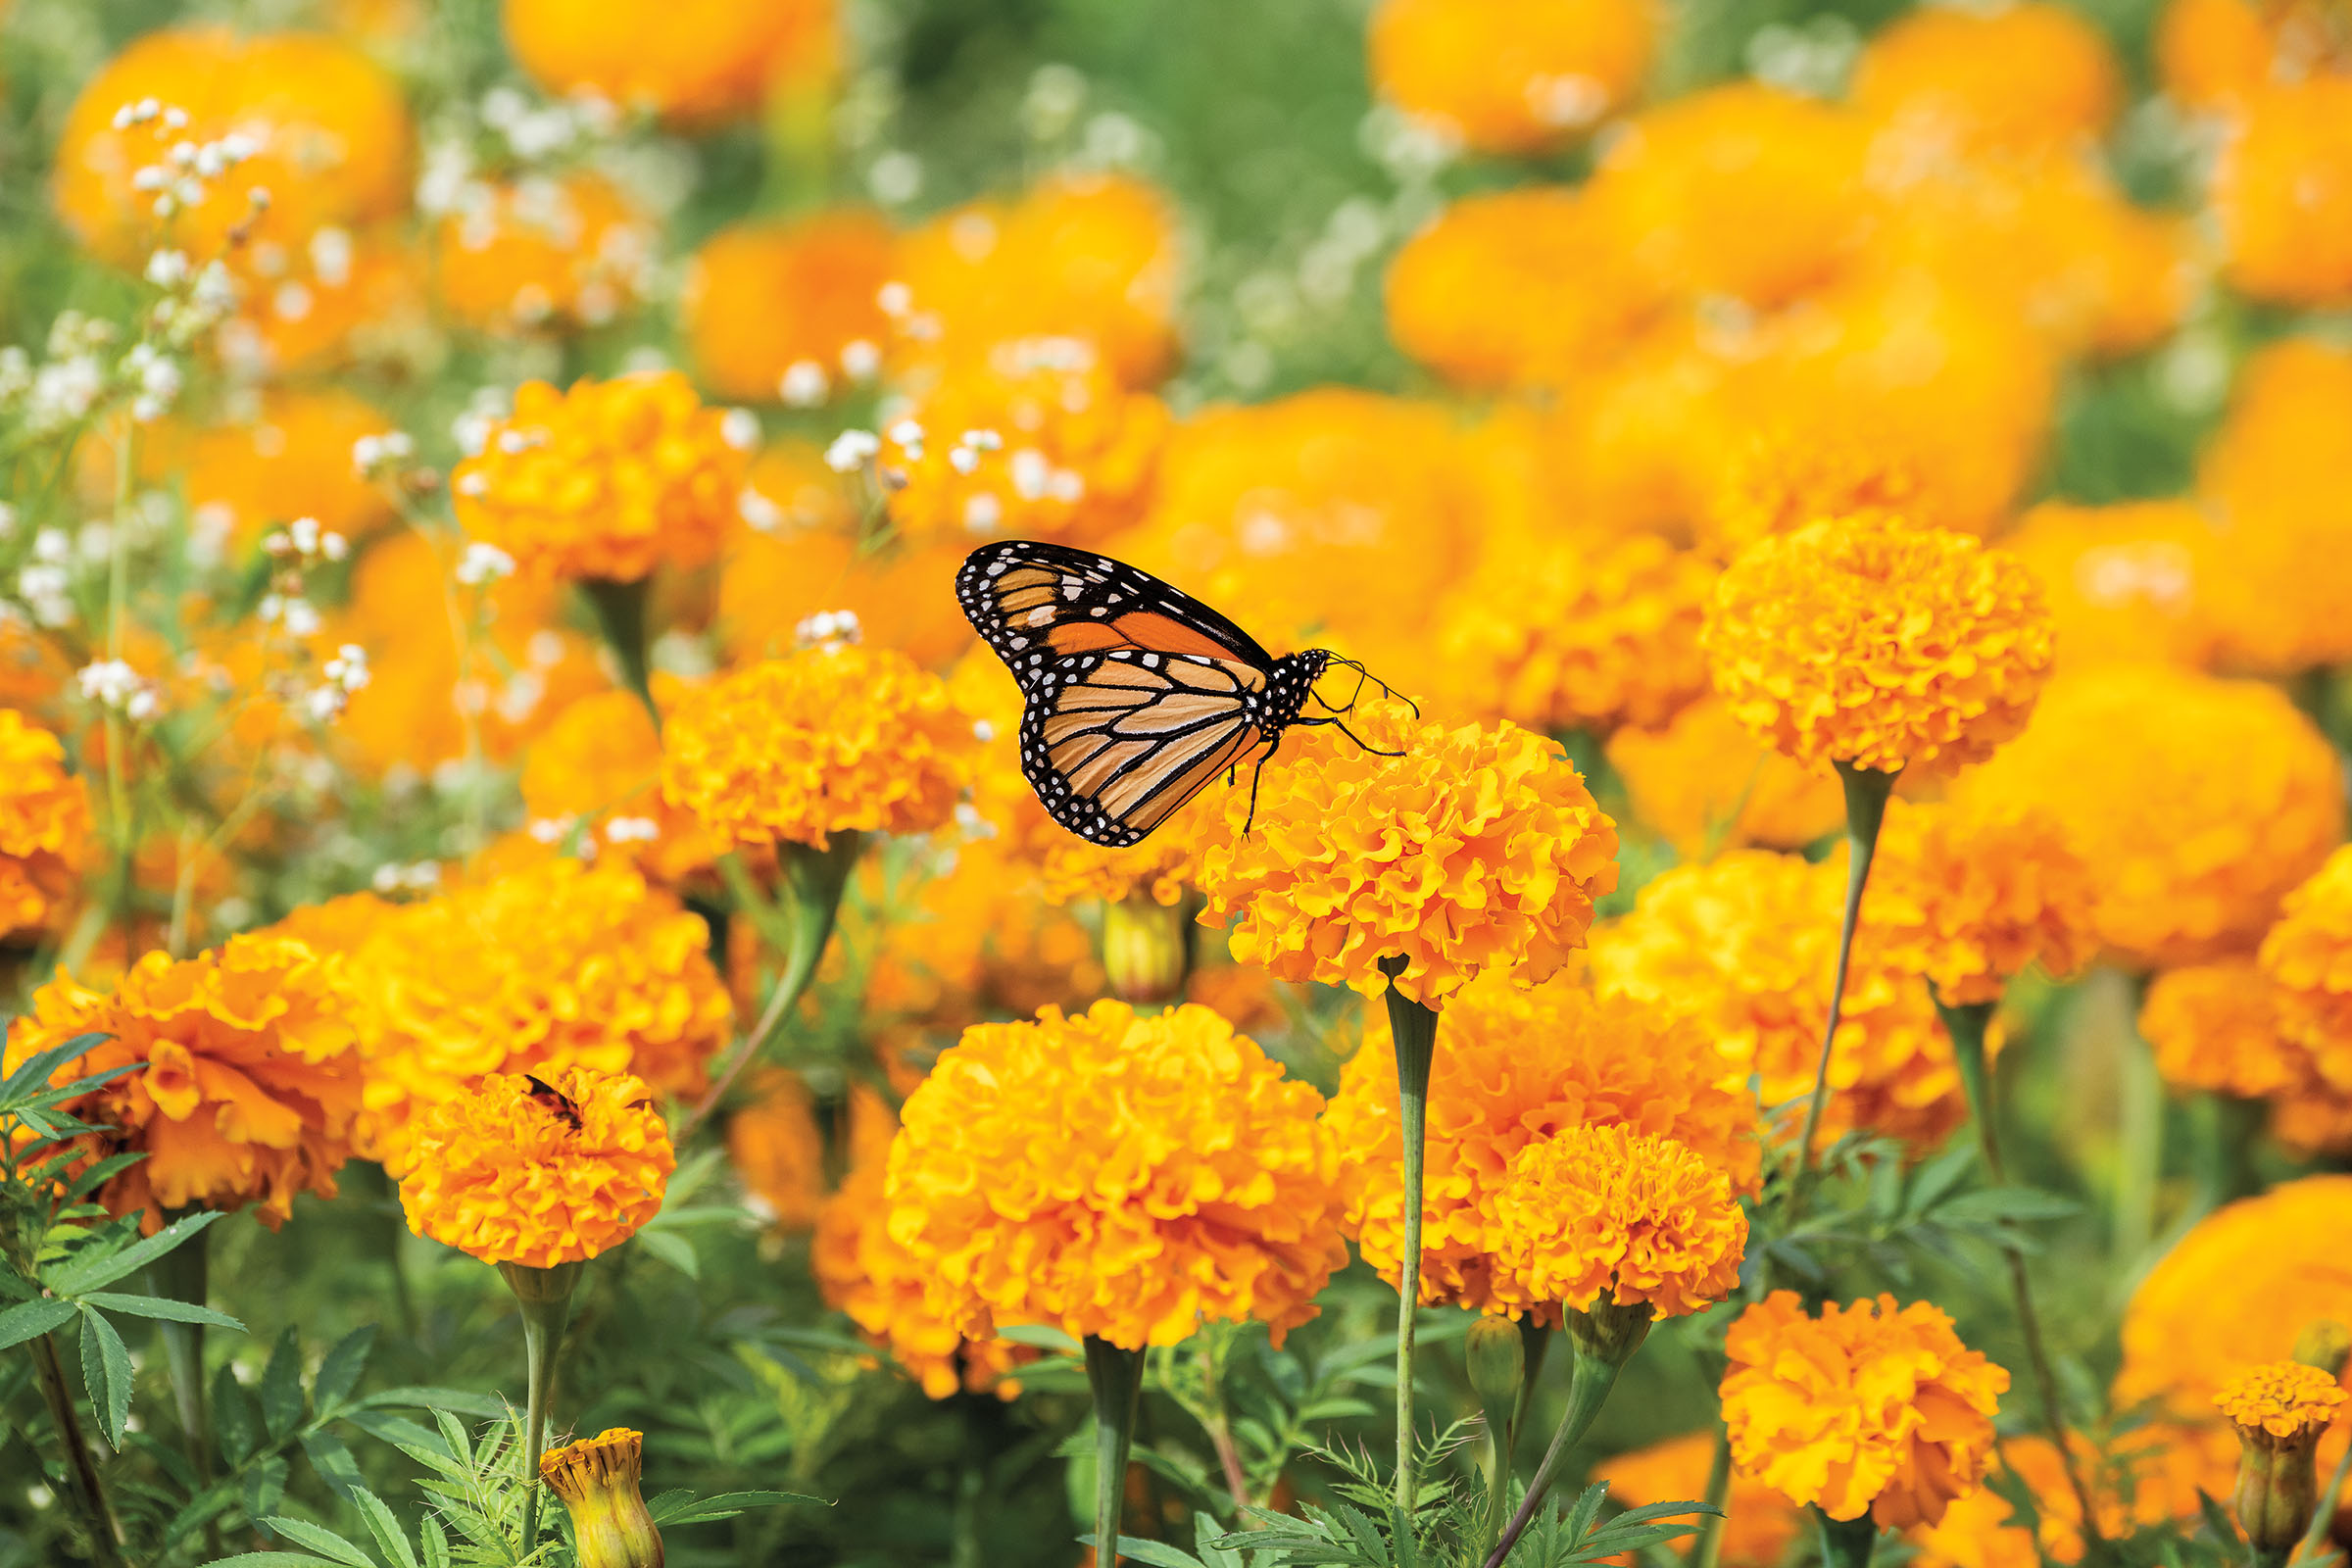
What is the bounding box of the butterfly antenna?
[1328,656,1419,719]
[1334,718,1406,758]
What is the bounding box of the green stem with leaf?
[30,1330,125,1568]
[1380,956,1440,1517]
[1790,763,1897,1203]
[149,1217,221,1559]
[1484,1301,1652,1568]
[499,1259,582,1553]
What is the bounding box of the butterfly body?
[957,540,1394,847]
[522,1073,584,1133]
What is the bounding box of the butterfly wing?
[957,539,1278,694]
[1021,648,1273,846]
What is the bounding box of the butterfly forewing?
[956,539,1277,694]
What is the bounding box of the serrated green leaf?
[216,1362,258,1465]
[633,1225,699,1280]
[303,1428,367,1499]
[244,1453,289,1525]
[78,1291,244,1329]
[1074,1536,1203,1568]
[364,1385,506,1419]
[78,1306,131,1448]
[0,1297,76,1351]
[45,1208,224,1298]
[262,1326,305,1439]
[261,1516,378,1568]
[312,1324,376,1415]
[2,1033,116,1102]
[58,1152,148,1206]
[649,1488,825,1524]
[201,1555,350,1568]
[420,1518,450,1568]
[352,1486,420,1568]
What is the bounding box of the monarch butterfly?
[956,539,1408,847]
[522,1073,583,1133]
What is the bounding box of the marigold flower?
[2140,958,2295,1101]
[540,1429,662,1568]
[2218,1362,2347,1442]
[165,387,400,553]
[1862,798,2098,1006]
[726,1069,825,1232]
[715,482,972,671]
[520,686,721,886]
[452,372,748,583]
[1325,974,1759,1316]
[1492,1124,1746,1318]
[683,211,895,403]
[2260,847,2352,1095]
[1197,700,1620,1007]
[432,172,653,334]
[1367,0,1658,154]
[1703,514,2054,775]
[0,710,91,941]
[1954,665,2342,968]
[2,933,362,1229]
[1605,697,1843,858]
[1851,2,2120,155]
[1908,1430,2207,1568]
[2001,501,2219,671]
[397,1066,673,1268]
[661,645,974,851]
[503,0,836,123]
[2219,1362,2347,1551]
[1722,1291,2009,1529]
[2215,80,2352,309]
[219,223,432,378]
[2154,0,2330,113]
[1595,1432,1803,1568]
[885,1000,1346,1349]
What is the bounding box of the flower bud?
[1564,1297,1654,1369]
[541,1428,662,1568]
[2217,1361,2347,1556]
[1102,893,1193,1005]
[2295,1320,2351,1381]
[1465,1314,1526,1408]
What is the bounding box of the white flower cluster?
[778,335,884,409]
[17,525,77,629]
[114,99,264,222]
[351,429,416,478]
[305,643,371,721]
[795,608,864,650]
[370,860,443,896]
[455,541,517,586]
[76,659,160,721]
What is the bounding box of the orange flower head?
[452,372,749,583]
[1325,973,1759,1316]
[503,0,836,123]
[1596,1432,1804,1568]
[397,1066,674,1268]
[0,711,91,941]
[2216,80,2352,310]
[1908,1429,2207,1568]
[1955,666,2343,968]
[1606,697,1844,859]
[217,223,433,379]
[1492,1124,1747,1318]
[2260,846,2352,1098]
[683,211,895,403]
[884,1000,1345,1350]
[1722,1291,2009,1529]
[660,644,975,851]
[1367,0,1658,154]
[2001,501,2219,671]
[1852,3,2121,156]
[1862,798,2098,1006]
[432,172,654,334]
[1703,514,2054,775]
[726,1069,824,1232]
[2,933,362,1229]
[2217,1362,2347,1444]
[715,486,973,671]
[2140,958,2297,1102]
[1197,700,1620,1007]
[520,686,721,886]
[170,387,400,554]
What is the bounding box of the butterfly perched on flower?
[522,1073,584,1133]
[956,539,1406,846]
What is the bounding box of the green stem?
[1482,1309,1648,1568]
[499,1260,583,1554]
[579,575,660,731]
[1690,1424,1735,1568]
[2298,1428,2352,1564]
[1937,995,2105,1556]
[1084,1337,1147,1564]
[29,1331,126,1568]
[1381,957,1441,1518]
[2116,994,2162,1268]
[149,1217,220,1558]
[1813,1506,1881,1568]
[1791,763,1897,1198]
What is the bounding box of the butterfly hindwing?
[1017,649,1272,846]
[956,539,1277,694]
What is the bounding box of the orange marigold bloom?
[520,686,720,885]
[725,1069,825,1232]
[432,172,654,334]
[2001,501,2219,671]
[1492,1124,1747,1318]
[885,1000,1345,1349]
[397,1066,673,1268]
[2157,0,2283,111]
[1366,0,1658,154]
[1954,665,2343,968]
[3,933,362,1230]
[1722,1291,2009,1529]
[217,223,433,379]
[683,211,895,403]
[716,485,972,672]
[894,173,1181,389]
[1606,697,1843,858]
[54,26,413,270]
[1590,850,1975,1152]
[1596,1432,1803,1568]
[2140,958,2295,1101]
[2260,846,2352,1096]
[1908,1430,2207,1568]
[2218,1362,2347,1441]
[503,0,836,123]
[1703,514,2054,775]
[660,645,974,851]
[2215,80,2352,310]
[1851,2,2120,156]
[0,710,91,941]
[1197,700,1620,1007]
[886,341,1169,547]
[453,372,749,583]
[166,387,400,554]
[1326,974,1759,1315]
[1862,798,2098,1006]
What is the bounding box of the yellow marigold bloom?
[2,934,362,1230]
[432,172,654,334]
[2157,0,2278,110]
[1606,697,1843,858]
[397,1066,674,1268]
[2260,846,2352,1095]
[2140,958,2294,1101]
[1197,700,1620,1007]
[1590,850,1975,1152]
[1722,1291,2009,1529]
[503,0,835,124]
[1862,798,2098,1006]
[1908,1430,2207,1568]
[219,223,432,379]
[1851,2,2120,156]
[1595,1432,1803,1568]
[452,372,748,583]
[2218,1362,2347,1441]
[716,493,973,672]
[885,1000,1345,1350]
[1430,529,1716,736]
[1954,665,2343,968]
[894,173,1181,390]
[885,341,1169,547]
[661,645,974,851]
[2215,80,2352,309]
[520,686,721,886]
[682,211,895,404]
[540,1428,661,1568]
[342,856,731,1166]
[1492,1124,1746,1318]
[0,710,90,941]
[725,1069,825,1232]
[1366,0,1658,155]
[2001,501,2219,671]
[1703,514,2054,775]
[166,387,400,553]
[54,26,413,270]
[1326,974,1759,1315]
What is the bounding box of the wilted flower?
[2216,1361,2347,1553]
[0,710,91,940]
[1490,1124,1747,1319]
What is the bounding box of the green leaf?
[337,1407,445,1456]
[302,1428,367,1500]
[262,1326,306,1439]
[361,1385,506,1419]
[1,1033,115,1101]
[0,1297,76,1351]
[1193,1512,1247,1568]
[420,1519,450,1568]
[1074,1537,1203,1568]
[202,1555,351,1568]
[312,1324,376,1414]
[44,1208,223,1298]
[352,1486,421,1568]
[995,1323,1082,1351]
[261,1516,379,1568]
[78,1291,244,1330]
[216,1363,258,1465]
[633,1225,700,1280]
[244,1453,290,1526]
[58,1152,148,1205]
[78,1306,131,1448]
[648,1489,826,1525]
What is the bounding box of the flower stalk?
[1380,955,1441,1516]
[149,1216,222,1557]
[30,1329,125,1568]
[500,1259,584,1552]
[580,574,660,731]
[1466,1315,1528,1558]
[1484,1299,1652,1568]
[1813,1506,1881,1568]
[1084,1337,1147,1565]
[1792,762,1897,1194]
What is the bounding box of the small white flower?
[949,445,980,474]
[131,166,169,193]
[779,360,830,407]
[721,408,760,451]
[962,492,1004,533]
[32,528,70,564]
[455,471,490,498]
[795,608,864,647]
[839,338,883,381]
[876,281,913,317]
[455,542,516,585]
[739,488,785,533]
[144,249,190,288]
[960,428,1004,451]
[289,516,322,555]
[886,418,924,448]
[824,428,881,472]
[281,599,320,638]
